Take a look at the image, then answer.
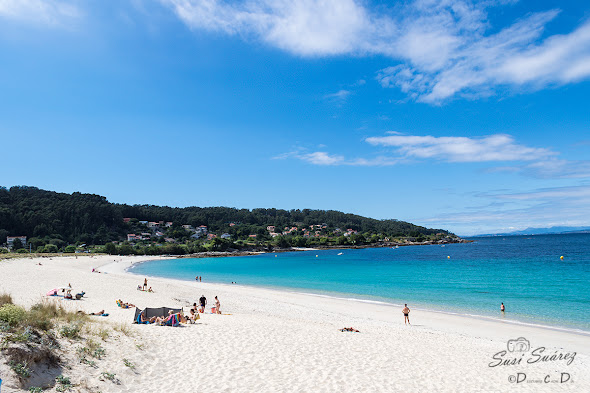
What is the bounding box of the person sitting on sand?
[65,290,73,300]
[402,304,411,325]
[188,308,200,323]
[148,287,153,293]
[140,310,157,324]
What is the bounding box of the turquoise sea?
[130,234,590,332]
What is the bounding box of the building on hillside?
[191,233,202,240]
[139,221,148,225]
[267,226,275,232]
[221,233,231,239]
[127,234,139,242]
[165,222,173,227]
[123,218,132,223]
[182,224,194,231]
[248,234,257,238]
[7,236,27,249]
[207,233,217,240]
[148,222,160,228]
[164,238,175,243]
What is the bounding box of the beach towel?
[164,314,180,327]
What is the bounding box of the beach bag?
[211,307,216,314]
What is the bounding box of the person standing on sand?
[199,276,202,282]
[199,294,207,313]
[143,278,148,290]
[402,304,411,325]
[501,302,505,312]
[215,296,221,314]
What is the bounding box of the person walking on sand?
[143,278,148,290]
[402,304,411,325]
[501,302,505,312]
[199,294,207,313]
[215,296,221,314]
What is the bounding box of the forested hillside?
[0,186,451,250]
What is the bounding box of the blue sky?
[1,0,589,236]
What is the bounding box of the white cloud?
[161,0,590,102]
[488,159,590,179]
[299,151,345,165]
[324,89,351,102]
[418,184,590,235]
[487,185,590,201]
[365,134,554,162]
[276,135,590,180]
[162,0,372,56]
[0,0,80,26]
[274,150,400,166]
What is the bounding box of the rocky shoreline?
[176,238,472,258]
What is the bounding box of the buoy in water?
[560,256,564,260]
[316,255,318,257]
[447,256,451,259]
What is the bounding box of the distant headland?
[1,186,465,257]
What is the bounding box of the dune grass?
[0,292,13,307]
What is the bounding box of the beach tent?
[133,307,182,324]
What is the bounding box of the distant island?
[0,186,465,256]
[472,226,590,237]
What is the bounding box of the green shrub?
[123,358,135,369]
[55,375,72,392]
[0,304,26,326]
[43,244,59,253]
[100,371,116,381]
[60,323,82,339]
[64,245,76,253]
[17,249,28,253]
[29,387,43,393]
[9,361,31,378]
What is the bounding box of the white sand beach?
[0,255,588,392]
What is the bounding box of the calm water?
[130,234,590,331]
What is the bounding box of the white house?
[7,236,27,249]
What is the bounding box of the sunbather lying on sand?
[340,327,360,332]
[116,299,135,308]
[89,310,109,316]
